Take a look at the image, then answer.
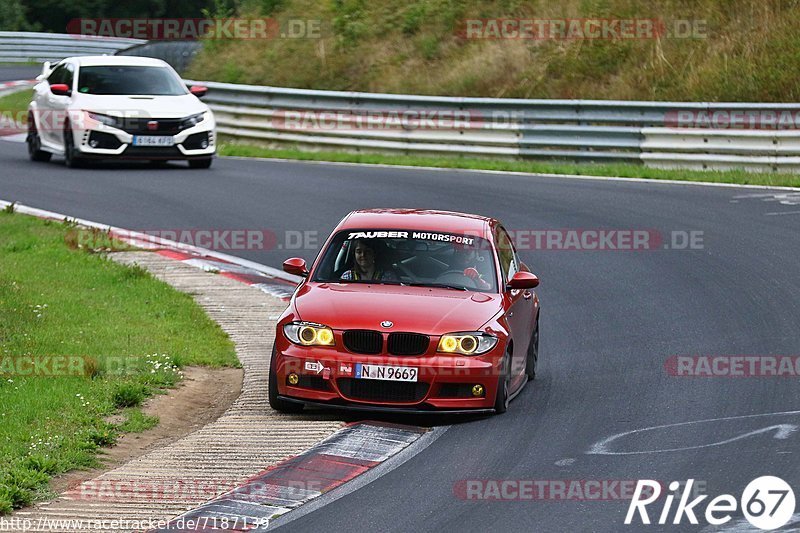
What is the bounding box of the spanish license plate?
[133,135,175,147]
[355,364,418,382]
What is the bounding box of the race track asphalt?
[0,65,41,82]
[1,141,799,532]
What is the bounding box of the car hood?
[293,282,503,335]
[72,93,208,118]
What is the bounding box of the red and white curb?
[1,200,439,528]
[0,200,301,300]
[148,422,428,532]
[0,79,36,142]
[0,79,35,94]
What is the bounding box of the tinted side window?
[63,64,75,89]
[48,65,66,85]
[496,227,517,283]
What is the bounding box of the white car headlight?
[437,332,498,355]
[86,111,121,128]
[283,321,335,346]
[181,111,207,129]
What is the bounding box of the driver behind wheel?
[340,239,399,281]
[452,243,492,290]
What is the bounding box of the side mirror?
[283,257,309,277]
[506,271,539,290]
[50,84,71,96]
[189,85,207,98]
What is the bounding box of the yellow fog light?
[287,373,299,385]
[471,384,484,397]
[440,335,459,352]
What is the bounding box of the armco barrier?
[186,80,800,172]
[0,31,143,63]
[4,30,799,173]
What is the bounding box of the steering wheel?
[433,270,477,289]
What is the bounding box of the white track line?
[765,210,800,216]
[221,155,800,192]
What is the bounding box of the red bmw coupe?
[268,209,540,415]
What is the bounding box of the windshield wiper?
[334,280,403,285]
[405,282,469,291]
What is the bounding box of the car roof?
[337,209,497,239]
[64,56,171,68]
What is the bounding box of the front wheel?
[268,347,304,414]
[63,125,85,168]
[494,352,511,414]
[27,114,51,162]
[188,158,213,169]
[526,320,539,381]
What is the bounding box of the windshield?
[76,66,188,96]
[312,229,498,292]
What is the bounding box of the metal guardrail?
[187,80,800,172]
[0,32,144,63]
[3,31,797,172]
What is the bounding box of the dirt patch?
[47,366,243,496]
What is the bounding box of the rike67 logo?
[626,477,796,530]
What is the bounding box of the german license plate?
[133,135,174,146]
[355,364,418,382]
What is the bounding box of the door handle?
[523,291,532,300]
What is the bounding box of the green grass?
[0,211,237,513]
[187,0,800,102]
[117,409,159,433]
[219,141,800,188]
[0,89,32,124]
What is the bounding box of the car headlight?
[437,332,498,355]
[283,321,335,346]
[180,111,207,129]
[86,111,121,128]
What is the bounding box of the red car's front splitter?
[277,395,496,415]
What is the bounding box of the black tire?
[526,320,539,381]
[27,114,51,162]
[494,351,511,414]
[63,124,85,168]
[268,347,304,413]
[188,158,213,169]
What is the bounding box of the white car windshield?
[76,66,188,96]
[312,230,498,292]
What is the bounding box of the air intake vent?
[387,333,429,356]
[337,378,429,403]
[343,330,383,354]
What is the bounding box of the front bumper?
[71,120,216,160]
[278,396,495,415]
[273,339,505,412]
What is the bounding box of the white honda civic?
[27,56,216,168]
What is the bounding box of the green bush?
[111,383,148,408]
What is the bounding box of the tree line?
[0,0,217,33]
